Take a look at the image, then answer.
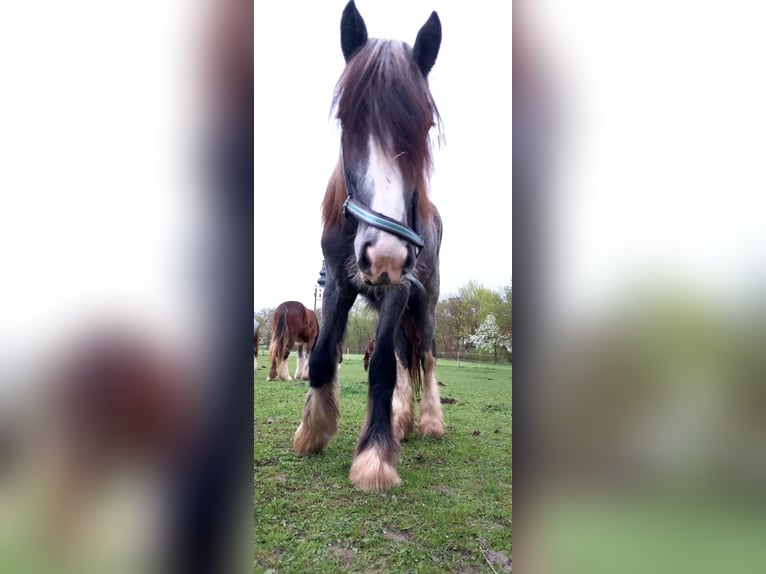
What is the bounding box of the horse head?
[335,1,442,287]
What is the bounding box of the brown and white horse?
[293,1,445,491]
[267,301,320,381]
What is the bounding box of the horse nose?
[358,241,372,275]
[359,235,408,286]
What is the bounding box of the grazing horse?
[294,1,445,491]
[253,319,260,371]
[267,301,320,381]
[363,339,375,372]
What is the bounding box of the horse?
[253,318,260,371]
[267,301,320,381]
[363,339,375,372]
[293,1,445,491]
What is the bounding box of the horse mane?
[322,38,442,232]
[321,162,347,231]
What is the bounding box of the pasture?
[254,354,512,573]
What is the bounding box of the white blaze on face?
[366,136,406,221]
[364,137,409,267]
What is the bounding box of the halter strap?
[340,148,425,250]
[343,197,424,249]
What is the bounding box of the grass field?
[254,354,512,573]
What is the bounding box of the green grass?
[254,354,512,573]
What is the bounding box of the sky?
[3,0,763,360]
[527,0,766,317]
[253,0,513,311]
[1,1,202,373]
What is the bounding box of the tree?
[254,307,274,348]
[436,295,474,364]
[469,314,511,364]
[455,281,505,336]
[434,280,513,363]
[497,283,512,337]
[344,300,377,352]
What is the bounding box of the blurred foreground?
[0,1,252,572]
[1,325,199,573]
[516,1,766,572]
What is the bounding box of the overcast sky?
[4,0,764,373]
[527,0,766,317]
[253,0,513,311]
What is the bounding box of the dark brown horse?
[363,339,375,371]
[294,2,445,491]
[267,301,320,381]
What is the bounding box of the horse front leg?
[413,296,445,438]
[418,349,445,438]
[293,281,356,455]
[391,352,415,441]
[350,285,409,491]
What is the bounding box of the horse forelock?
[323,38,440,232]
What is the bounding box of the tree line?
[254,281,512,364]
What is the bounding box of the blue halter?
[341,150,425,250]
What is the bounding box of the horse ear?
[341,1,368,62]
[413,11,441,76]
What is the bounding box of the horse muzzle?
[356,230,415,286]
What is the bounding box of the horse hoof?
[349,446,401,491]
[393,414,414,441]
[418,414,445,438]
[294,423,331,455]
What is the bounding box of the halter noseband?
[340,149,425,250]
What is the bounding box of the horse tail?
[400,314,423,399]
[270,306,289,362]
